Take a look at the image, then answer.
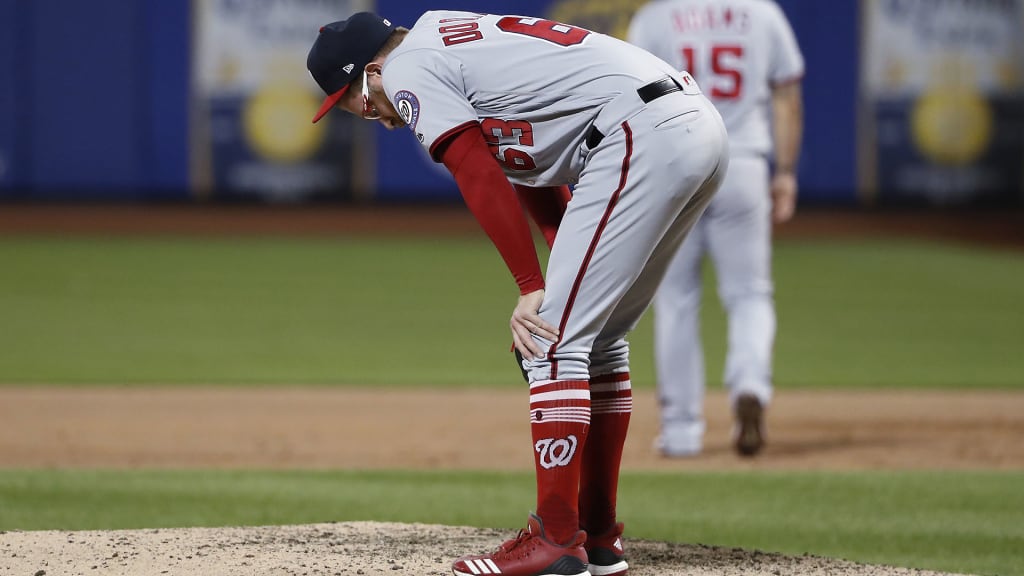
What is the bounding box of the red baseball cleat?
[584,522,628,576]
[452,514,591,576]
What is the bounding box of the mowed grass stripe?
[0,236,1021,388]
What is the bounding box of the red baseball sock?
[530,379,590,544]
[579,372,632,534]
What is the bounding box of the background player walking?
[628,0,804,458]
[307,9,728,576]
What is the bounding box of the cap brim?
[312,85,350,123]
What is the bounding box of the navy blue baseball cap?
[307,12,397,123]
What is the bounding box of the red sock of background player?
[531,379,590,544]
[579,372,632,535]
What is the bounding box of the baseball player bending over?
[308,11,728,576]
[629,0,804,458]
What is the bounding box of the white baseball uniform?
[382,10,729,383]
[628,0,803,453]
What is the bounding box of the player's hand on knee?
[511,289,558,360]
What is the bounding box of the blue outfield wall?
[776,0,858,204]
[0,0,191,200]
[0,0,857,204]
[0,0,16,191]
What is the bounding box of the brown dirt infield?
[1,388,1022,472]
[1,204,1020,575]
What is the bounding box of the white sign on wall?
[860,0,1024,204]
[192,0,372,201]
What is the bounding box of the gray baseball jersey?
[380,10,729,387]
[381,10,684,186]
[628,0,803,156]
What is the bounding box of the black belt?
[586,76,684,148]
[637,76,684,103]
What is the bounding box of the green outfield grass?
[0,469,1021,576]
[0,236,1021,388]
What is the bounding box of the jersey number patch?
[442,16,589,170]
[481,118,537,171]
[495,17,590,47]
[681,44,744,99]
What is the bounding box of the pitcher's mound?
[0,521,963,576]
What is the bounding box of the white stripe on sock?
[532,407,590,416]
[591,381,631,393]
[592,399,633,414]
[530,407,591,424]
[530,389,590,403]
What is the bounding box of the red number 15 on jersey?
[681,44,744,100]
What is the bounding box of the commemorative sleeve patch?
[394,90,421,131]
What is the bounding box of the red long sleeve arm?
[438,125,545,295]
[513,184,571,249]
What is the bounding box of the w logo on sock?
[535,435,578,469]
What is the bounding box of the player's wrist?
[775,165,796,175]
[518,278,545,295]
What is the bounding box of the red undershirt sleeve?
[513,184,571,249]
[437,125,545,295]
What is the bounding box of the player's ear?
[365,62,383,76]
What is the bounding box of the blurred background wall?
[0,1,190,200]
[0,0,1020,206]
